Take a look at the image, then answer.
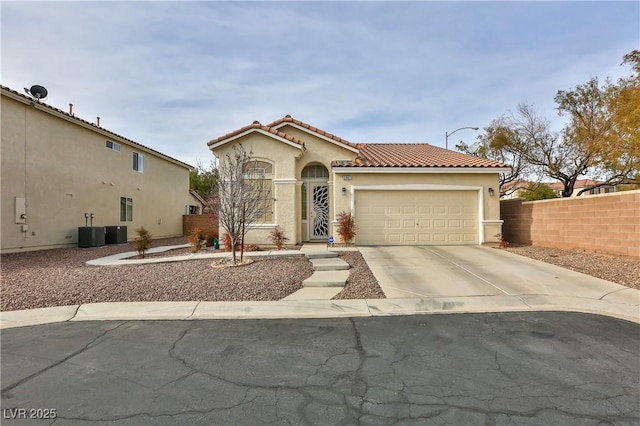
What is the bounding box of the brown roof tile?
[331,143,509,168]
[207,120,305,148]
[266,115,359,149]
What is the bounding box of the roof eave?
[208,128,304,151]
[331,166,513,174]
[271,121,360,154]
[1,86,194,170]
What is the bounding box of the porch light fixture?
[341,187,347,195]
[488,187,495,196]
[445,126,479,150]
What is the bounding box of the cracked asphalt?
[1,312,638,425]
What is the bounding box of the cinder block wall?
[501,190,640,258]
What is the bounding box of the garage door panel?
[403,234,417,243]
[433,206,446,214]
[418,234,432,243]
[448,219,462,228]
[417,219,432,228]
[434,219,446,229]
[463,220,475,228]
[355,190,478,245]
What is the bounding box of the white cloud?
[2,1,638,165]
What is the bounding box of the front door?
[309,182,329,241]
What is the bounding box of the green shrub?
[134,226,153,258]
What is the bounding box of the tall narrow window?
[301,183,307,220]
[120,197,133,221]
[133,152,144,173]
[246,160,273,223]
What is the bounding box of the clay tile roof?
[207,119,305,148]
[331,143,509,168]
[266,115,359,149]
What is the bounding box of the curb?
[2,296,638,329]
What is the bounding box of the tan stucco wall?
[1,93,193,252]
[209,132,303,244]
[332,171,503,244]
[210,127,359,245]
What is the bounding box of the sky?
[2,1,638,168]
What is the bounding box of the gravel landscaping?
[504,245,640,290]
[2,237,638,312]
[0,238,384,311]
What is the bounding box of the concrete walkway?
[1,244,639,329]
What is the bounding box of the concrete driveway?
[358,245,639,303]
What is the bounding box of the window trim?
[106,140,121,152]
[120,196,133,222]
[133,152,144,173]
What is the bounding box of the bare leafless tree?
[213,143,271,264]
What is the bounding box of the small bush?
[269,226,289,250]
[134,226,153,258]
[336,211,357,245]
[188,227,204,253]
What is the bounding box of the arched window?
[247,160,273,175]
[302,164,329,179]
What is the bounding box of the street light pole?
[445,126,479,150]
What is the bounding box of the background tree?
[478,103,596,197]
[593,50,640,191]
[214,143,271,264]
[554,77,616,195]
[521,183,558,201]
[189,160,218,199]
[456,118,530,197]
[475,51,639,197]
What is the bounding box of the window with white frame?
[106,140,121,151]
[133,152,144,172]
[247,160,273,223]
[120,197,133,221]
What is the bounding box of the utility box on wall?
[105,226,127,244]
[78,227,105,248]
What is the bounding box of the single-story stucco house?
[207,115,510,246]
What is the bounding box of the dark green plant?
[522,183,559,201]
[134,226,153,258]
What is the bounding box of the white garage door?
[355,190,478,245]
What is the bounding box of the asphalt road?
[1,313,638,425]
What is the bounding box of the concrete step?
[311,257,350,271]
[305,251,339,259]
[281,287,343,300]
[302,271,349,287]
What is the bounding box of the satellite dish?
[467,142,482,155]
[24,85,48,101]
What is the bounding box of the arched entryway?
[301,164,329,242]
